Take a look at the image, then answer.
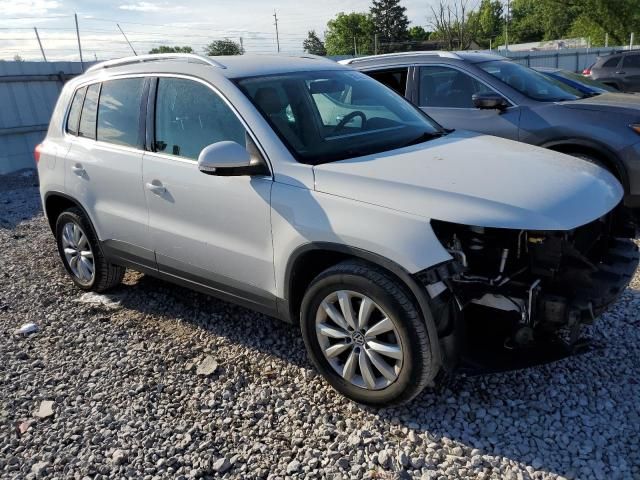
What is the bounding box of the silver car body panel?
[38,55,624,306]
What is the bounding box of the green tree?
[13,54,24,62]
[408,26,430,41]
[148,46,193,54]
[470,0,503,48]
[563,0,640,46]
[325,12,375,56]
[370,0,410,52]
[507,0,579,44]
[205,39,244,56]
[303,30,327,55]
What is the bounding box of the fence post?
[526,54,530,67]
[575,51,580,73]
[555,52,559,68]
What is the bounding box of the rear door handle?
[145,181,166,195]
[616,71,626,74]
[71,163,85,176]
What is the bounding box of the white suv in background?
[37,53,638,406]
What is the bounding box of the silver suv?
[37,53,638,405]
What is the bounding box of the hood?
[560,92,640,115]
[313,131,623,231]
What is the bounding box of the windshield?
[553,70,618,93]
[236,70,443,164]
[479,60,583,102]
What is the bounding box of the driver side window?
[419,66,493,108]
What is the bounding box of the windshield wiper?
[401,130,448,148]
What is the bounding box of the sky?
[0,0,437,61]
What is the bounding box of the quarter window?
[97,78,144,148]
[366,68,409,96]
[154,78,246,160]
[623,54,640,68]
[602,57,620,68]
[66,87,86,136]
[419,66,493,108]
[78,83,100,139]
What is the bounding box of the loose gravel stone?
[1,171,640,479]
[195,355,218,376]
[213,456,231,474]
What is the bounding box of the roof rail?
[338,51,461,65]
[86,53,227,73]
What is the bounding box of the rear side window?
[366,68,408,96]
[623,54,640,68]
[154,78,246,160]
[97,78,145,148]
[66,87,86,135]
[602,57,620,68]
[78,83,100,139]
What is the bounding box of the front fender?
[270,182,452,299]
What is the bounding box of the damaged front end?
[420,210,638,367]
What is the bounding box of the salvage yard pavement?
[1,170,639,479]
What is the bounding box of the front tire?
[300,260,436,406]
[55,207,124,292]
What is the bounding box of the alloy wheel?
[61,221,95,285]
[315,290,404,390]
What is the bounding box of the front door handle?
[615,71,626,75]
[71,163,85,176]
[145,181,166,195]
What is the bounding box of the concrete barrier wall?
[0,61,87,175]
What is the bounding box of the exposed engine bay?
[421,210,639,358]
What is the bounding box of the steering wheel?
[333,111,367,133]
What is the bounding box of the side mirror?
[472,92,509,110]
[197,141,267,176]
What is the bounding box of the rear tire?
[55,207,124,292]
[300,260,436,406]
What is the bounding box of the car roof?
[339,50,506,69]
[85,53,344,79]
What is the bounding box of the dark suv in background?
[342,52,640,211]
[586,50,640,92]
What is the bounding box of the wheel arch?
[541,138,629,192]
[283,242,442,369]
[44,191,96,236]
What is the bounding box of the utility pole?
[74,13,84,71]
[631,33,635,50]
[374,33,378,55]
[117,24,137,56]
[605,32,609,47]
[239,36,244,53]
[353,36,357,56]
[273,10,280,53]
[33,27,47,62]
[504,0,510,52]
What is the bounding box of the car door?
[142,76,276,312]
[620,54,640,92]
[65,77,154,267]
[416,65,521,140]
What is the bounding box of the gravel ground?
[1,171,639,480]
